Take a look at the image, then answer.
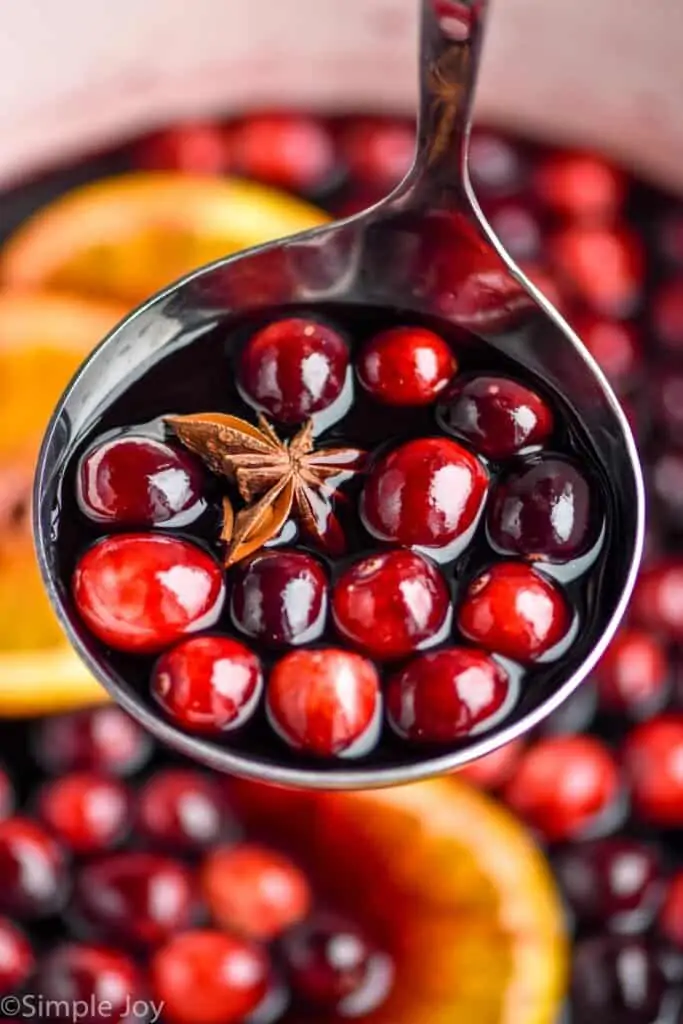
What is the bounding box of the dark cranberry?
[37,771,130,855]
[0,817,68,918]
[595,629,670,717]
[456,739,524,789]
[623,716,683,826]
[31,707,153,777]
[571,936,666,1024]
[571,313,641,391]
[152,635,263,736]
[229,113,336,192]
[237,318,350,425]
[229,550,328,647]
[458,562,571,663]
[332,549,451,660]
[487,456,598,563]
[77,435,205,527]
[485,199,542,262]
[135,122,231,174]
[550,224,644,318]
[468,129,526,197]
[503,736,621,841]
[437,375,554,459]
[338,117,414,191]
[360,437,488,554]
[532,151,627,221]
[266,648,381,758]
[386,647,511,743]
[651,449,683,528]
[201,842,311,940]
[151,929,270,1024]
[633,561,683,640]
[651,276,683,354]
[659,871,683,946]
[0,917,33,995]
[34,943,142,1023]
[651,371,683,443]
[356,326,457,406]
[136,769,234,853]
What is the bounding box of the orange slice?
[0,173,329,306]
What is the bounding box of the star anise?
[165,412,367,567]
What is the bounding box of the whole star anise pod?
[166,412,366,566]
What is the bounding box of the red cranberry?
[659,871,683,946]
[34,943,143,1024]
[37,772,130,856]
[468,129,526,197]
[595,629,670,717]
[356,326,457,406]
[31,707,153,777]
[550,224,644,318]
[229,550,328,647]
[73,534,225,654]
[136,769,234,853]
[456,739,524,789]
[0,817,68,918]
[651,449,683,528]
[151,929,270,1024]
[338,117,414,191]
[77,435,205,527]
[386,647,511,743]
[532,151,627,221]
[437,375,554,459]
[229,113,336,192]
[238,318,350,424]
[503,736,621,841]
[75,852,195,947]
[623,716,683,826]
[487,456,598,563]
[651,276,683,354]
[572,936,666,1023]
[571,313,641,391]
[458,562,571,663]
[0,917,33,995]
[135,122,230,174]
[152,635,263,736]
[633,560,683,640]
[360,437,488,554]
[201,842,311,940]
[332,550,451,660]
[266,648,381,758]
[485,199,543,262]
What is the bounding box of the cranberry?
[0,918,33,995]
[532,151,627,222]
[332,549,451,660]
[151,929,270,1024]
[74,852,195,947]
[456,739,524,789]
[487,456,598,563]
[651,449,683,528]
[237,318,350,424]
[0,817,68,918]
[632,560,683,640]
[72,534,225,654]
[356,326,457,406]
[201,842,311,940]
[468,129,526,197]
[458,562,571,663]
[550,224,644,318]
[485,199,543,262]
[31,707,153,777]
[386,647,511,743]
[623,716,683,826]
[152,635,263,736]
[266,648,381,758]
[229,550,328,647]
[595,629,670,717]
[437,375,554,459]
[136,769,234,853]
[651,276,683,354]
[503,736,621,841]
[229,113,336,192]
[77,435,205,527]
[135,122,230,174]
[571,313,641,391]
[34,943,142,1023]
[360,437,488,554]
[571,936,666,1024]
[338,117,415,191]
[37,772,130,855]
[659,871,683,946]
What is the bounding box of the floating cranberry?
[34,943,143,1024]
[659,871,683,947]
[136,769,235,853]
[458,562,571,663]
[469,129,526,197]
[550,224,644,318]
[532,151,627,221]
[437,375,554,459]
[487,456,598,563]
[135,122,230,174]
[456,739,524,789]
[571,936,666,1024]
[151,929,270,1024]
[356,326,457,406]
[571,313,641,391]
[229,550,328,647]
[229,113,336,193]
[632,560,683,640]
[485,199,543,262]
[77,435,205,527]
[266,648,381,758]
[623,716,683,826]
[0,918,33,995]
[0,817,68,919]
[201,842,311,940]
[503,736,621,841]
[595,629,670,717]
[651,276,683,355]
[238,318,350,424]
[338,117,415,191]
[37,771,130,855]
[31,707,153,777]
[152,635,263,736]
[386,648,511,743]
[73,534,225,654]
[361,437,488,553]
[332,550,451,660]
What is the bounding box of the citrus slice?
[0,173,329,306]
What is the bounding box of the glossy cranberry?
[468,129,526,197]
[356,326,457,406]
[0,817,68,918]
[487,456,598,563]
[485,199,542,262]
[437,375,554,459]
[595,629,670,717]
[571,313,641,391]
[34,943,143,1024]
[503,736,621,841]
[338,117,414,191]
[651,449,683,528]
[533,151,627,221]
[31,707,153,777]
[266,648,381,758]
[77,435,205,527]
[230,113,336,192]
[659,871,683,946]
[201,842,311,940]
[238,318,350,424]
[386,648,511,743]
[571,936,666,1024]
[456,739,524,789]
[152,635,263,736]
[458,562,571,663]
[151,929,270,1024]
[229,550,328,647]
[361,437,488,553]
[74,852,195,947]
[332,550,450,660]
[633,560,683,640]
[0,918,33,995]
[623,716,683,826]
[37,771,130,855]
[550,224,644,318]
[651,276,683,354]
[136,769,234,853]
